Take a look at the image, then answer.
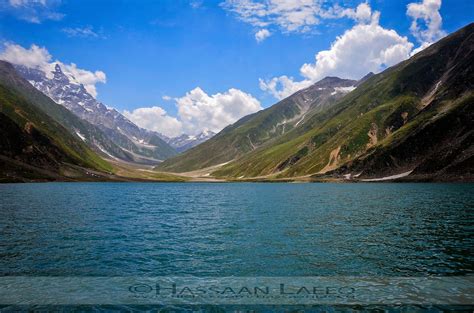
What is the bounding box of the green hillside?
[156,76,357,172]
[0,61,113,181]
[154,23,473,181]
[212,23,473,181]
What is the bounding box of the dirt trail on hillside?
[319,146,341,174]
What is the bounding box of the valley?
[1,23,473,183]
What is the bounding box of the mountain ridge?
[15,64,177,164]
[156,75,359,172]
[0,61,114,182]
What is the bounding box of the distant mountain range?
[157,22,474,182]
[167,130,216,152]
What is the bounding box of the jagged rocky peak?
[51,63,70,84]
[14,62,177,163]
[53,63,62,74]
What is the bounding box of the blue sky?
[0,0,472,136]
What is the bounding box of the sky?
[0,0,472,137]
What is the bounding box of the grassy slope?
[213,22,474,179]
[1,62,137,163]
[157,78,355,172]
[156,101,301,172]
[0,62,114,180]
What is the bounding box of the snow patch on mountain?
[168,130,216,152]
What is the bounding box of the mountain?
[211,23,474,181]
[158,22,473,182]
[15,64,177,164]
[167,130,216,152]
[157,76,358,172]
[0,61,114,182]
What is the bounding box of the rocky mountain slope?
[157,76,358,172]
[158,22,473,182]
[0,61,114,182]
[15,64,177,164]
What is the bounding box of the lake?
[0,182,473,309]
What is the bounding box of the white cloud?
[0,43,106,97]
[60,63,106,97]
[62,26,103,39]
[338,2,376,24]
[123,107,183,138]
[0,43,51,69]
[255,28,271,42]
[299,19,412,81]
[162,95,172,101]
[259,6,414,99]
[407,0,445,46]
[176,87,262,135]
[123,87,262,137]
[221,0,381,39]
[259,75,312,100]
[9,0,47,7]
[222,0,322,34]
[6,0,64,23]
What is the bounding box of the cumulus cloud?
[125,87,262,137]
[0,43,51,69]
[259,5,415,99]
[123,107,183,138]
[338,2,376,24]
[176,87,262,135]
[299,20,412,81]
[407,0,445,46]
[5,0,64,23]
[0,43,106,97]
[255,29,271,42]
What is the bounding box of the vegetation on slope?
[156,77,356,172]
[0,62,114,181]
[212,22,474,180]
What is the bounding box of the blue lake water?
[0,182,473,277]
